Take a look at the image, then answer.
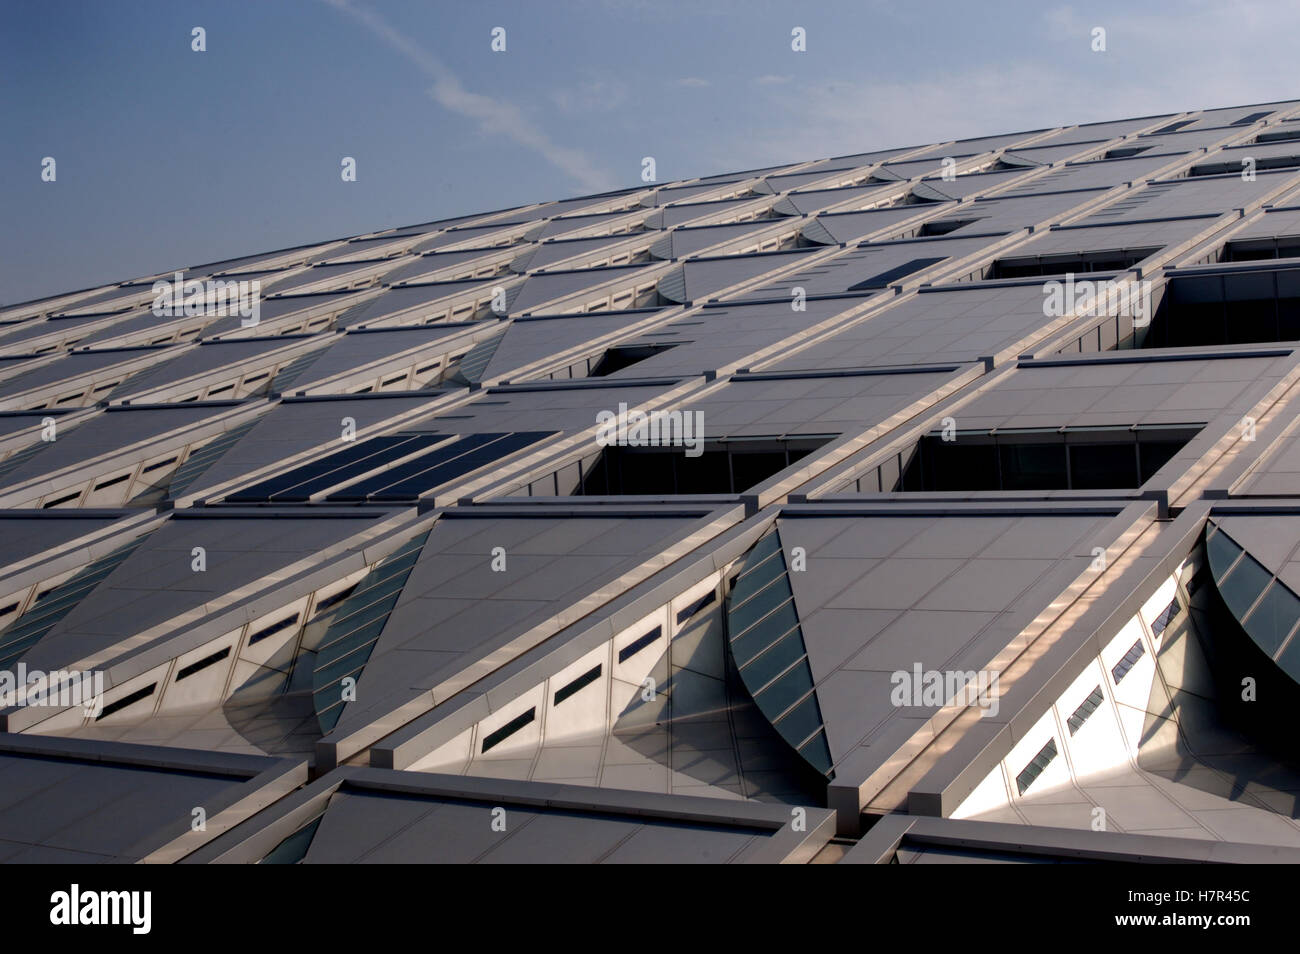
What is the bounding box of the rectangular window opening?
[1191,154,1300,177]
[1221,238,1300,263]
[1105,145,1152,159]
[1111,639,1146,684]
[1067,686,1105,735]
[1257,128,1300,145]
[1015,738,1059,795]
[142,456,179,473]
[96,683,157,721]
[249,614,301,645]
[918,218,978,237]
[575,436,831,496]
[988,248,1157,280]
[587,342,680,377]
[675,589,717,624]
[893,426,1200,492]
[176,646,232,681]
[1137,266,1300,348]
[846,256,946,291]
[553,664,602,706]
[1150,596,1182,638]
[618,625,663,664]
[92,473,131,491]
[480,707,536,753]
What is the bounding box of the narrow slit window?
[1067,686,1105,735]
[96,683,157,721]
[480,707,535,753]
[176,646,231,681]
[618,626,663,663]
[1015,738,1059,795]
[676,590,717,624]
[553,664,602,706]
[249,614,300,645]
[1111,639,1146,684]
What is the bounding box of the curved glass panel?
[312,529,430,733]
[1205,524,1243,583]
[1243,581,1300,656]
[1205,520,1300,681]
[725,527,832,778]
[1218,551,1271,620]
[0,536,146,671]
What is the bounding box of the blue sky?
[3,0,1298,305]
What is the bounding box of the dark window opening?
[588,342,680,377]
[311,589,352,618]
[481,707,535,753]
[92,473,131,491]
[988,248,1157,280]
[992,157,1038,171]
[250,614,300,645]
[1256,128,1300,145]
[846,257,946,291]
[1191,154,1300,177]
[1153,119,1195,134]
[142,456,179,473]
[553,664,602,706]
[675,589,717,624]
[1105,145,1153,159]
[895,426,1199,492]
[96,683,156,721]
[176,646,231,681]
[1221,238,1300,262]
[1140,267,1300,347]
[618,625,662,663]
[918,218,978,237]
[575,436,831,496]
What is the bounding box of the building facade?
[5,100,1300,862]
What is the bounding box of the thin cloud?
[676,77,711,88]
[711,1,1300,174]
[321,0,617,192]
[550,75,630,114]
[754,74,792,86]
